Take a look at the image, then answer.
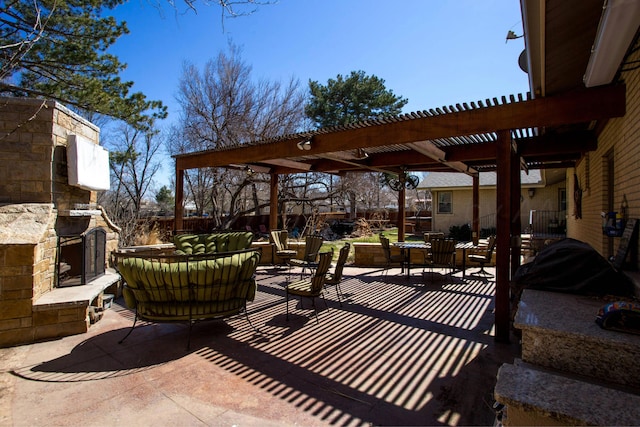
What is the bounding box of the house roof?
[418,170,543,190]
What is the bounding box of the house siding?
[568,47,640,267]
[432,185,565,236]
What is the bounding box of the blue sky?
[108,0,529,185]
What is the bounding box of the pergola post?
[398,171,406,241]
[495,130,513,343]
[269,173,279,231]
[175,167,184,232]
[472,174,480,245]
[510,148,522,277]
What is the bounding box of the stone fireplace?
[58,227,107,287]
[0,97,120,347]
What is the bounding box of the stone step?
[495,361,640,426]
[514,289,640,389]
[31,270,120,342]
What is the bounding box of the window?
[437,191,452,214]
[559,188,566,212]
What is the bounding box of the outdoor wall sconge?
[297,139,312,150]
[354,148,369,159]
[528,188,536,198]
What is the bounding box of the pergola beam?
[319,153,399,175]
[406,140,478,175]
[174,84,625,171]
[260,158,313,171]
[445,129,598,162]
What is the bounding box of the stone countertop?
[34,270,120,309]
[495,362,640,426]
[0,203,55,244]
[515,289,640,349]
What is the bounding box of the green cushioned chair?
[114,247,261,349]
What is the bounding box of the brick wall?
[568,48,640,267]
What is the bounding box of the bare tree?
[168,43,306,228]
[99,123,164,245]
[275,172,334,233]
[339,172,391,216]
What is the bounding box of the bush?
[449,223,472,242]
[480,227,496,238]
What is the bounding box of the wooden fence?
[145,210,432,236]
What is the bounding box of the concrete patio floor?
[0,265,518,426]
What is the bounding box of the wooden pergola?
[173,84,626,342]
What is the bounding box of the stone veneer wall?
[33,209,58,301]
[0,204,58,345]
[0,97,99,209]
[0,98,119,347]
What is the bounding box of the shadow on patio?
[3,265,519,426]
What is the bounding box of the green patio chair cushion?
[117,248,261,316]
[173,232,254,255]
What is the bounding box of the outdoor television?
[66,134,110,191]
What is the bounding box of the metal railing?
[529,210,567,239]
[479,213,497,238]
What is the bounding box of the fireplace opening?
[58,227,106,287]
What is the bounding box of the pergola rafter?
[175,84,624,174]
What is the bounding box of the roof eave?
[521,0,545,98]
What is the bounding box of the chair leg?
[335,284,343,306]
[243,306,259,332]
[478,265,494,276]
[119,311,139,344]
[285,290,290,321]
[471,263,494,277]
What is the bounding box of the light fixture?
[528,188,536,198]
[505,30,523,43]
[584,0,640,87]
[354,148,369,159]
[296,139,312,150]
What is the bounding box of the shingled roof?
[418,170,543,189]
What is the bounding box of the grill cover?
[513,238,634,297]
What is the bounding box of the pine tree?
[305,70,408,128]
[0,1,166,129]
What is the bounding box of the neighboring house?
[418,169,566,235]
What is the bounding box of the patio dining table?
[393,241,477,278]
